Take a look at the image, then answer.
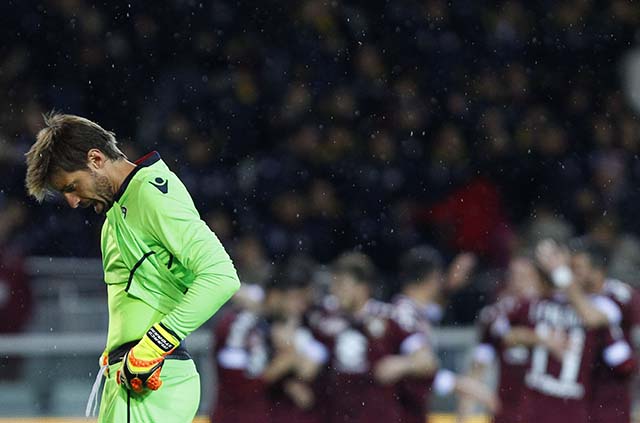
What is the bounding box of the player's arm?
[292,328,329,381]
[455,343,495,422]
[536,239,612,328]
[603,326,636,376]
[565,281,617,328]
[141,184,241,339]
[373,332,439,385]
[118,178,240,392]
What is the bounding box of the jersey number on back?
[526,322,586,399]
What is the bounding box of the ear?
[87,149,106,170]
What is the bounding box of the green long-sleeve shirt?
[101,152,240,351]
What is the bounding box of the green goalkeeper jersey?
[100,151,240,351]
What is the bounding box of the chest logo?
[149,177,168,194]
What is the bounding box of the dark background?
[3,0,640,323]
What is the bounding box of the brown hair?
[332,251,376,286]
[25,112,126,202]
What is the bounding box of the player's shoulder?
[134,161,178,200]
[129,161,197,219]
[478,296,517,323]
[306,298,349,337]
[588,293,623,325]
[603,278,635,305]
[391,296,425,332]
[366,299,394,319]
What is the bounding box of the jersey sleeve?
[473,305,499,365]
[137,173,240,339]
[630,289,640,327]
[601,326,636,376]
[589,295,622,326]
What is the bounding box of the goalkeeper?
[24,113,240,422]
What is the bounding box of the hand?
[455,376,501,415]
[117,323,180,393]
[271,319,297,352]
[447,253,477,292]
[284,379,315,410]
[535,239,570,273]
[374,356,409,385]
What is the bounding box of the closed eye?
[61,184,76,194]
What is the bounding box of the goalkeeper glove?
[117,322,180,393]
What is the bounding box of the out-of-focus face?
[330,271,360,312]
[506,257,541,299]
[263,289,285,319]
[282,286,311,319]
[50,168,114,215]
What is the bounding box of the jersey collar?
[113,151,162,203]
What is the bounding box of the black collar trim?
[113,151,161,203]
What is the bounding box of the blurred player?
[310,251,492,423]
[213,256,327,423]
[308,251,436,422]
[263,256,328,423]
[537,238,640,423]
[212,276,281,423]
[392,246,498,423]
[502,246,635,423]
[25,114,240,422]
[457,255,543,423]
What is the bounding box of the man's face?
[50,168,114,215]
[330,272,359,312]
[506,257,540,298]
[282,287,311,319]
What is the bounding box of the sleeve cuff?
[603,340,632,366]
[433,369,457,396]
[473,343,496,365]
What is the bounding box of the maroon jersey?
[265,325,326,423]
[392,295,435,423]
[589,279,640,423]
[508,295,634,423]
[310,299,421,423]
[475,297,529,423]
[212,309,270,423]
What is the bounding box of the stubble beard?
[92,172,115,214]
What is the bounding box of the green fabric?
[105,283,164,351]
[98,359,200,423]
[101,155,240,345]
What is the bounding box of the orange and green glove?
[117,322,180,393]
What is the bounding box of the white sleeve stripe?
[490,315,511,338]
[473,343,496,365]
[590,295,622,325]
[300,339,329,364]
[603,340,632,366]
[400,333,429,355]
[217,347,249,369]
[433,369,457,396]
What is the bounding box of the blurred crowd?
[3,0,640,324]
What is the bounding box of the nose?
[64,192,81,208]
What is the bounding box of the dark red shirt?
[212,309,270,423]
[265,324,325,423]
[392,296,436,423]
[476,297,529,423]
[508,295,634,423]
[310,299,419,423]
[589,279,640,423]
